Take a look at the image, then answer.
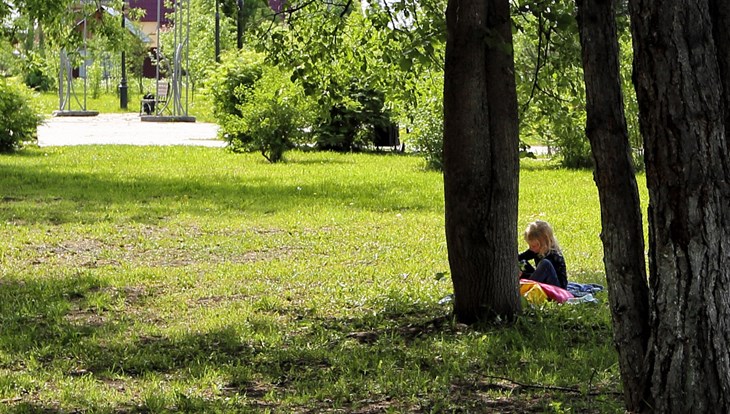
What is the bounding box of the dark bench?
[140,82,169,115]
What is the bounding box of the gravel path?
[37,113,225,148]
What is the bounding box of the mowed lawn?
[0,146,641,413]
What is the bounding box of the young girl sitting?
[518,220,568,289]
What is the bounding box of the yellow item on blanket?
[520,280,548,304]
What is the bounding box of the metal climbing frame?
[58,49,86,112]
[55,1,99,116]
[58,12,88,112]
[152,0,192,118]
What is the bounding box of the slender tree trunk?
[443,0,520,323]
[38,23,45,57]
[576,0,651,411]
[24,20,36,52]
[628,0,730,411]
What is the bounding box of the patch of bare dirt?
[194,293,251,306]
[26,224,299,269]
[220,380,277,410]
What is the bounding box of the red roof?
[128,0,173,23]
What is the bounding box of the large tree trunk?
[443,0,520,323]
[628,0,730,411]
[709,1,730,130]
[576,0,651,411]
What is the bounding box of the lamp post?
[215,0,220,62]
[119,2,128,109]
[237,0,244,49]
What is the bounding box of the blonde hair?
[524,220,561,256]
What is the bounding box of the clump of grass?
[0,147,630,412]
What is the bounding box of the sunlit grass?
[32,82,215,122]
[0,147,633,412]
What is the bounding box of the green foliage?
[0,38,20,77]
[233,66,311,162]
[512,0,640,169]
[208,49,265,117]
[313,79,394,151]
[206,49,312,161]
[88,58,104,99]
[21,50,54,92]
[0,77,43,152]
[618,26,644,171]
[5,0,73,24]
[247,0,622,168]
[409,74,444,170]
[123,33,152,95]
[514,0,594,168]
[253,3,438,152]
[158,0,237,91]
[0,1,9,19]
[206,49,265,144]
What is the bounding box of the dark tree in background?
[576,0,651,411]
[442,0,521,323]
[628,0,730,411]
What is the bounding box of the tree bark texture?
[628,0,730,412]
[709,0,730,132]
[443,0,521,323]
[576,0,651,411]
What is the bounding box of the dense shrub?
[233,67,311,162]
[408,75,444,170]
[552,108,592,169]
[558,133,593,169]
[0,39,20,77]
[313,79,395,152]
[208,50,265,117]
[0,77,43,152]
[22,51,54,92]
[206,49,265,146]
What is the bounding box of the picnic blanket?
[563,282,604,304]
[439,281,605,306]
[520,279,574,304]
[566,282,604,297]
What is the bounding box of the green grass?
[32,83,215,122]
[0,147,640,413]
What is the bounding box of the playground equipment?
[54,8,98,117]
[141,0,195,123]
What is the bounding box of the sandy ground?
[36,113,555,155]
[37,113,225,148]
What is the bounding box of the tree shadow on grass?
[1,277,621,413]
[0,275,121,357]
[0,161,439,226]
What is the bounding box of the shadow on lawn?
[1,275,620,413]
[0,161,438,225]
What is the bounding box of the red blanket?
[520,279,574,304]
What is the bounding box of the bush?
[313,79,395,152]
[408,75,444,170]
[22,51,54,92]
[207,50,264,117]
[553,112,593,169]
[206,49,265,146]
[411,101,443,170]
[526,98,592,169]
[233,67,311,162]
[0,77,43,152]
[0,39,20,77]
